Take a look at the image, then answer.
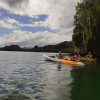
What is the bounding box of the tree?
[73,0,100,58]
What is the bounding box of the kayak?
[43,54,60,62]
[43,54,85,66]
[79,57,96,62]
[59,59,85,66]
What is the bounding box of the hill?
[0,41,73,53]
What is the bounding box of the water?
[0,51,100,100]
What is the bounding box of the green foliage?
[73,0,100,57]
[73,26,83,48]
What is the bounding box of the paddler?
[85,51,93,58]
[70,52,80,61]
[57,51,64,59]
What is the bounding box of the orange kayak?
[59,59,85,66]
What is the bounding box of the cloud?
[0,0,79,47]
[5,0,27,6]
[0,0,78,29]
[0,0,28,11]
[0,17,56,34]
[0,18,19,29]
[0,30,72,47]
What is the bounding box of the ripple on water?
[0,52,73,100]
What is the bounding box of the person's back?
[58,51,64,59]
[85,52,92,58]
[70,52,80,61]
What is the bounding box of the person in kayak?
[85,51,93,58]
[70,52,80,61]
[57,51,64,59]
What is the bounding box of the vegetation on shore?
[72,0,100,60]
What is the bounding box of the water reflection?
[0,51,100,100]
[70,64,100,100]
[0,52,73,100]
[57,63,62,71]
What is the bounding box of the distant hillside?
[0,41,73,52]
[32,41,73,52]
[0,45,31,52]
[0,45,22,51]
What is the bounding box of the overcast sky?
[0,0,79,47]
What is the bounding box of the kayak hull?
[43,54,60,62]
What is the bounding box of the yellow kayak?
[79,58,96,62]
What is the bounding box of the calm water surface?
[0,51,100,100]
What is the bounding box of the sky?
[0,0,79,47]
